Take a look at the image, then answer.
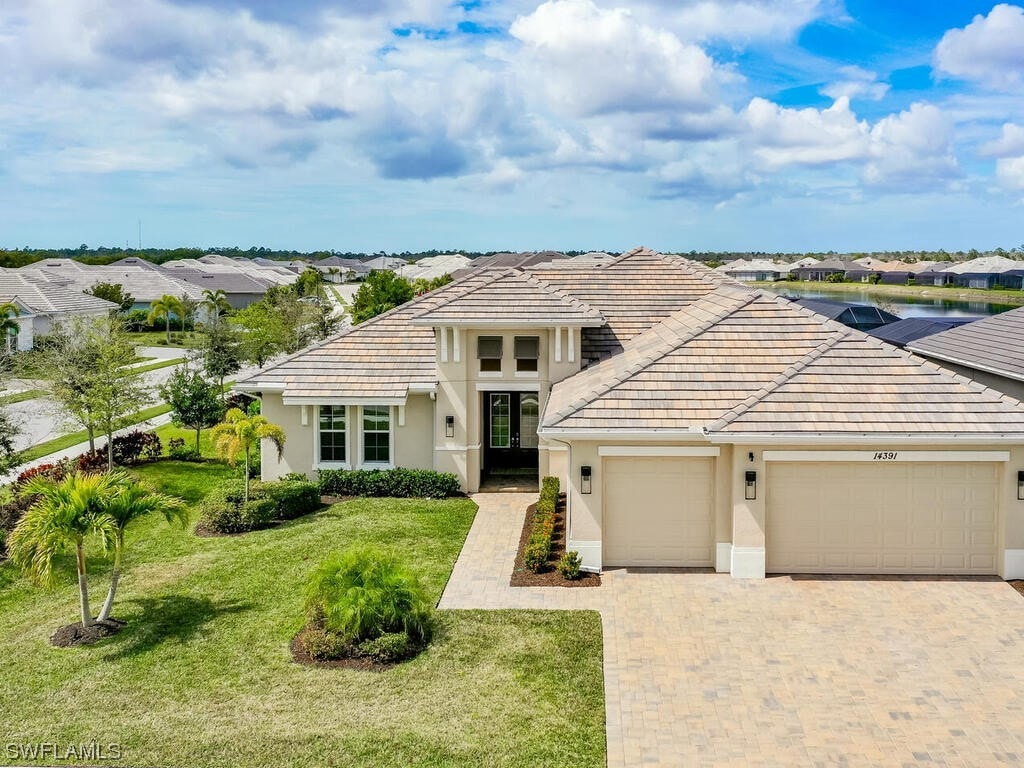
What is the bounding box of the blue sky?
[1,0,1023,253]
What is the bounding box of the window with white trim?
[318,406,347,463]
[362,406,391,464]
[478,336,502,373]
[514,336,539,372]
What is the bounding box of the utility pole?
[138,219,142,249]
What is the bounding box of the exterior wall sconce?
[445,415,455,439]
[1018,471,1024,501]
[581,465,592,494]
[745,470,757,501]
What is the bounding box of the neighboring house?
[363,256,409,272]
[789,256,819,269]
[314,256,371,282]
[0,270,118,350]
[908,306,1024,401]
[20,261,205,310]
[237,249,1024,581]
[403,254,472,282]
[869,316,981,348]
[791,298,900,332]
[878,260,937,285]
[715,259,789,282]
[449,252,570,279]
[791,258,857,281]
[161,269,272,309]
[942,256,1024,290]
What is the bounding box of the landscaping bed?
[50,618,125,648]
[1010,580,1024,598]
[511,495,601,588]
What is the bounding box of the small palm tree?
[211,408,286,502]
[7,472,121,628]
[201,289,231,326]
[147,295,184,344]
[0,301,19,354]
[96,473,187,622]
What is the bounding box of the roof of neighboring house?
[869,316,982,347]
[450,252,570,279]
[107,257,163,270]
[790,298,900,327]
[541,286,1024,437]
[363,256,409,271]
[793,258,856,272]
[315,256,368,269]
[0,270,119,315]
[716,259,788,274]
[943,256,1023,274]
[403,254,472,281]
[789,257,819,268]
[410,269,606,327]
[165,268,274,294]
[907,306,1024,382]
[20,264,206,302]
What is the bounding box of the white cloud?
[935,3,1024,89]
[743,96,869,168]
[822,65,890,101]
[635,0,827,42]
[509,0,723,117]
[982,123,1024,156]
[996,156,1024,189]
[864,103,959,188]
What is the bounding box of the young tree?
[201,288,232,326]
[7,472,120,628]
[96,475,187,622]
[211,408,286,503]
[294,267,325,298]
[89,325,154,471]
[0,403,20,474]
[349,270,414,324]
[199,323,243,401]
[158,365,225,452]
[178,294,199,334]
[85,282,134,313]
[147,294,184,344]
[1,301,19,354]
[231,301,293,366]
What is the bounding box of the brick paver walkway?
[440,493,1024,767]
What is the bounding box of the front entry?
[483,391,540,472]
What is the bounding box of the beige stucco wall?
[432,325,584,492]
[395,394,434,470]
[259,392,312,480]
[555,437,1024,578]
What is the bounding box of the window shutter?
[477,336,503,359]
[514,336,539,359]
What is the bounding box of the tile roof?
[528,249,734,361]
[410,269,605,326]
[907,306,1024,382]
[869,316,981,348]
[541,286,1024,437]
[943,256,1023,275]
[235,272,494,401]
[0,270,119,314]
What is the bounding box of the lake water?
[761,285,1018,319]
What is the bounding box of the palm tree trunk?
[97,542,122,623]
[165,316,171,345]
[76,543,93,627]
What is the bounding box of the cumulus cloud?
[982,124,1024,190]
[743,97,869,168]
[510,0,723,117]
[822,66,890,101]
[935,3,1024,89]
[864,103,959,188]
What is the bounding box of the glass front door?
[483,391,540,471]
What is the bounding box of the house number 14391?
[872,451,898,460]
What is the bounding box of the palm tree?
[147,295,184,345]
[0,301,19,354]
[7,472,120,628]
[96,474,187,622]
[211,408,286,503]
[201,289,231,326]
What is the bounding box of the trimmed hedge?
[525,476,559,573]
[198,478,322,534]
[318,468,460,499]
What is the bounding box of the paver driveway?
[440,493,1024,767]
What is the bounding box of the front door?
[483,391,540,471]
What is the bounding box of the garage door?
[603,456,714,567]
[767,462,998,574]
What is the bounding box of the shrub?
[558,551,582,581]
[263,480,320,520]
[241,497,275,529]
[318,468,460,498]
[75,450,107,473]
[525,476,559,573]
[825,272,846,283]
[282,472,310,483]
[15,462,68,487]
[305,545,434,645]
[302,627,352,661]
[358,632,412,663]
[111,430,162,465]
[167,437,201,461]
[198,481,266,534]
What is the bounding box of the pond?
[760,285,1018,319]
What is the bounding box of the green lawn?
[0,388,46,405]
[0,462,606,768]
[125,357,185,376]
[19,405,174,463]
[127,330,204,348]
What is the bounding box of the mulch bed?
[50,618,126,648]
[1009,580,1024,598]
[510,498,601,588]
[290,628,406,672]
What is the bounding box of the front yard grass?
[0,460,606,768]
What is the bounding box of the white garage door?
[603,456,714,567]
[767,462,998,574]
